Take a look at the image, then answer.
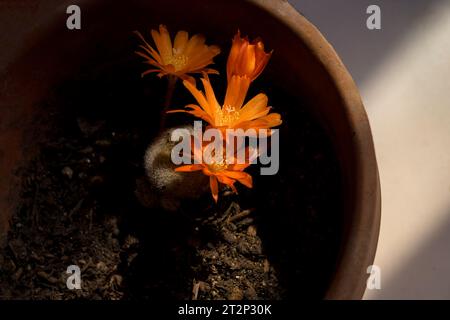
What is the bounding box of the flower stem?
[160,75,177,131]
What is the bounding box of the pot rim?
[247,0,381,299]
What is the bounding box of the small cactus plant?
[135,27,282,206]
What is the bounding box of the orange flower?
[227,30,272,82]
[175,146,253,202]
[169,74,282,131]
[134,25,221,83]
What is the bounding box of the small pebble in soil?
[61,167,74,179]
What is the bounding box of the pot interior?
[0,0,354,299]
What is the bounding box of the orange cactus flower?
[134,25,221,83]
[226,30,272,83]
[175,146,253,202]
[169,74,282,131]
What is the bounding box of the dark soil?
[0,50,343,300]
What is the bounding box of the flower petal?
[175,164,203,172]
[186,45,220,71]
[210,176,219,202]
[183,80,215,124]
[223,171,253,188]
[228,162,251,171]
[200,76,220,115]
[238,93,270,122]
[168,104,215,125]
[151,25,173,63]
[216,174,238,193]
[252,42,272,80]
[223,75,250,110]
[239,113,282,130]
[178,74,196,85]
[134,31,164,64]
[141,69,162,77]
[173,30,189,54]
[226,31,271,82]
[184,34,206,57]
[239,44,256,77]
[227,30,245,81]
[135,51,162,68]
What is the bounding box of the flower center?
[205,151,230,173]
[208,161,228,173]
[217,105,241,126]
[166,49,189,71]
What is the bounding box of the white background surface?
[291,0,450,299]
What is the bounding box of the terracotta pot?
[0,0,380,299]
